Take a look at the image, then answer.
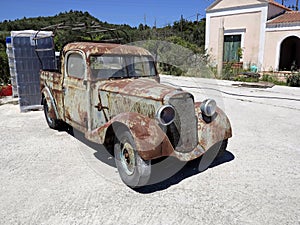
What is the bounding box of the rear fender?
[41,86,59,120]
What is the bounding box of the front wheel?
[197,139,228,172]
[114,130,151,188]
[216,139,228,158]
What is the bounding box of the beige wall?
[267,4,286,19]
[263,29,300,71]
[210,0,266,10]
[207,11,262,68]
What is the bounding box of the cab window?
[90,55,156,80]
[67,53,85,79]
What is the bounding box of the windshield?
[90,55,157,80]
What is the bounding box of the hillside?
[0,11,132,49]
[0,10,206,84]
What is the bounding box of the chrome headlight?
[200,99,217,117]
[156,105,175,126]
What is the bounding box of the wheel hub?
[120,142,135,176]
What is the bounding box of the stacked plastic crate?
[6,30,56,112]
[5,37,18,97]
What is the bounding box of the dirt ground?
[0,76,299,225]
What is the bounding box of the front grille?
[168,93,198,153]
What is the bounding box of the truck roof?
[63,42,152,57]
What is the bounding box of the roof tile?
[267,11,300,24]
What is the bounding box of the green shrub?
[221,62,244,80]
[261,74,272,82]
[233,76,259,83]
[159,62,184,76]
[0,48,10,85]
[287,73,300,87]
[262,74,286,86]
[222,62,234,80]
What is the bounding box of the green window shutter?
[223,35,241,62]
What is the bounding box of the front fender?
[88,112,172,160]
[41,86,59,120]
[195,102,232,151]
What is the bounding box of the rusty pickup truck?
[40,42,232,188]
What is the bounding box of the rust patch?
[100,78,178,101]
[125,113,167,160]
[40,70,64,120]
[171,144,205,161]
[88,112,170,160]
[105,92,156,120]
[65,109,71,121]
[78,105,88,127]
[196,104,232,152]
[44,95,56,119]
[63,42,152,59]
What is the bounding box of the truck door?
[63,51,89,131]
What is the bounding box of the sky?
[0,0,297,28]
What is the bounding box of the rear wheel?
[43,98,59,129]
[114,130,151,188]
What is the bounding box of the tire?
[216,139,228,158]
[114,130,151,188]
[197,139,228,172]
[43,98,59,129]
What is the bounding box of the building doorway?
[223,34,241,62]
[279,36,300,71]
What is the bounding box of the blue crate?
[9,30,56,112]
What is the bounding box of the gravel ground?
[0,76,299,225]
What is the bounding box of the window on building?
[223,35,241,62]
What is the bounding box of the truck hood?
[99,78,180,101]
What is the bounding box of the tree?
[0,38,9,84]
